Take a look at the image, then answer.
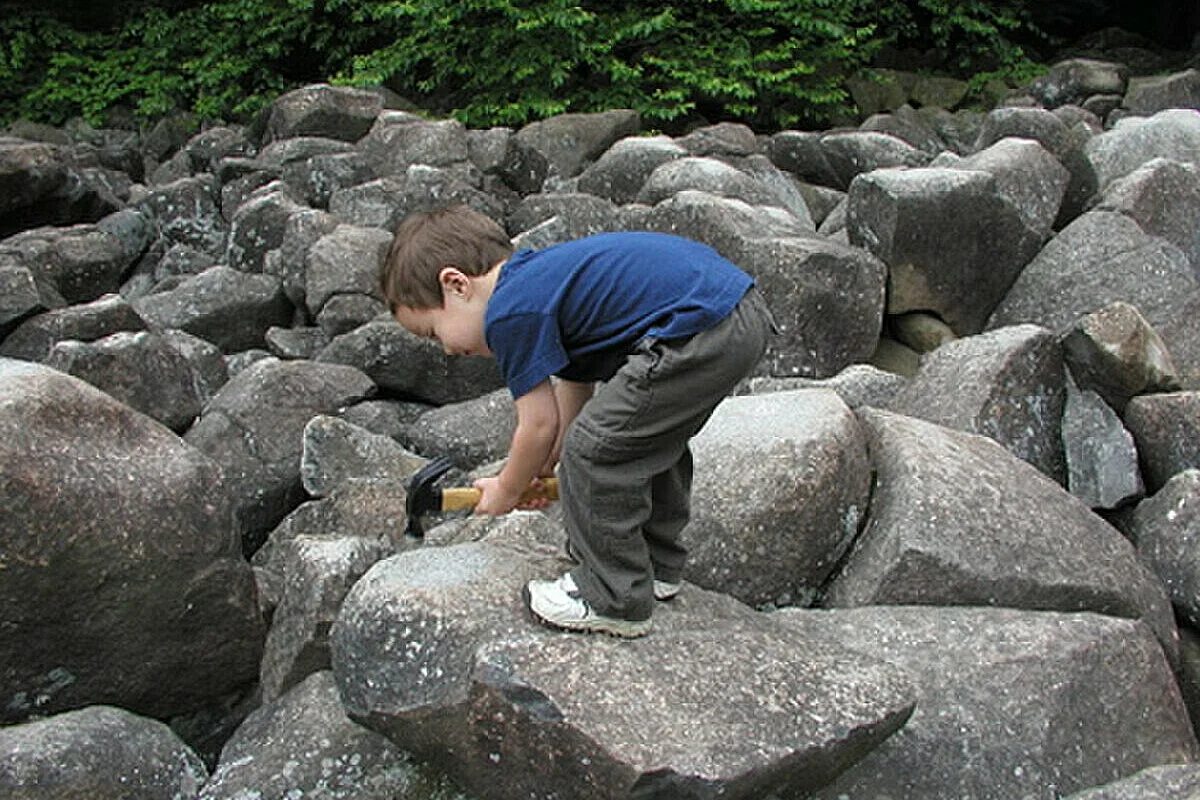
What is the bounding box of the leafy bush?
[0,0,1041,131]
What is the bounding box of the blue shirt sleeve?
[486,312,569,398]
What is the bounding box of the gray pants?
[559,287,774,621]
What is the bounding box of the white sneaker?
[526,573,651,638]
[653,579,682,601]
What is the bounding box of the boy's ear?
[438,266,470,298]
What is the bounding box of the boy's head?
[380,204,512,312]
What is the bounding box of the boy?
[381,204,773,637]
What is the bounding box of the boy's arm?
[541,378,594,475]
[474,379,558,515]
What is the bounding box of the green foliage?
[0,0,1042,131]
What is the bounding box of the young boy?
[381,204,773,637]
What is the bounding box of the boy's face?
[392,268,492,357]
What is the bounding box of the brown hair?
[380,205,513,310]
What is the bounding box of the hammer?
[404,456,560,537]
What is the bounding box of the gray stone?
[253,136,356,171]
[911,75,970,108]
[1061,301,1181,412]
[161,328,229,406]
[0,224,133,305]
[1126,469,1200,629]
[637,190,812,260]
[340,398,430,441]
[300,414,426,498]
[467,126,512,174]
[678,122,759,156]
[638,156,791,213]
[765,130,842,189]
[0,359,264,722]
[1029,59,1129,108]
[225,188,309,274]
[260,537,392,702]
[683,390,870,607]
[916,107,985,155]
[792,182,844,227]
[153,242,217,282]
[131,265,293,353]
[285,150,377,208]
[1124,69,1200,116]
[848,167,1043,335]
[1063,381,1144,509]
[264,83,382,144]
[823,408,1178,660]
[950,137,1070,239]
[0,260,54,336]
[1083,109,1200,194]
[0,139,70,228]
[790,607,1199,800]
[329,166,504,232]
[303,223,391,318]
[889,325,1066,481]
[512,109,640,180]
[858,105,945,154]
[818,131,930,190]
[404,388,515,470]
[331,519,915,800]
[1063,764,1200,799]
[973,106,1073,157]
[0,292,146,362]
[135,175,228,257]
[1094,157,1200,272]
[265,325,329,360]
[200,671,465,800]
[1124,392,1200,492]
[744,364,907,410]
[272,207,340,308]
[318,318,504,405]
[184,357,375,549]
[359,117,472,177]
[0,705,208,799]
[846,69,915,116]
[988,211,1200,386]
[317,293,388,338]
[45,330,205,432]
[576,135,686,203]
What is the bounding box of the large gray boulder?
[0,359,265,722]
[848,167,1043,335]
[818,131,931,190]
[576,135,686,203]
[636,190,812,259]
[988,211,1200,386]
[329,165,504,232]
[1063,764,1200,799]
[1062,381,1144,510]
[1093,157,1200,272]
[683,390,871,607]
[765,130,842,189]
[263,83,383,144]
[972,107,1073,157]
[945,137,1070,239]
[511,109,640,182]
[318,318,504,405]
[786,607,1199,800]
[823,408,1178,660]
[358,117,473,177]
[0,139,70,218]
[0,292,146,362]
[131,265,293,352]
[0,705,208,800]
[1083,109,1200,193]
[1124,69,1200,116]
[331,517,916,800]
[184,357,376,550]
[404,387,515,469]
[0,223,135,305]
[1028,58,1129,108]
[887,325,1067,482]
[1124,391,1200,492]
[225,187,309,274]
[303,223,391,325]
[135,174,228,257]
[1125,470,1200,630]
[300,414,426,498]
[200,671,464,800]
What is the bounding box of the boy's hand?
[472,476,523,516]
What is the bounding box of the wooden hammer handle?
[441,478,560,512]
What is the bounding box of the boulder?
[285,149,377,208]
[1093,157,1200,272]
[858,105,945,154]
[823,408,1178,660]
[765,130,842,189]
[948,137,1070,239]
[1062,382,1144,510]
[1029,58,1129,108]
[0,292,146,362]
[331,518,915,800]
[303,223,391,322]
[511,109,640,181]
[0,359,265,722]
[726,234,886,378]
[847,167,1043,335]
[506,192,621,236]
[199,671,462,800]
[636,190,812,260]
[1063,764,1200,799]
[887,325,1067,482]
[270,208,340,308]
[0,139,70,218]
[972,106,1072,157]
[263,83,383,144]
[329,165,505,232]
[576,135,686,203]
[1124,69,1200,116]
[45,330,207,432]
[131,265,293,352]
[184,357,376,550]
[300,414,425,498]
[678,121,759,156]
[259,535,392,702]
[743,364,908,410]
[1124,391,1200,491]
[786,607,1199,800]
[135,175,228,257]
[1061,301,1181,412]
[225,188,309,274]
[683,390,871,607]
[818,131,930,190]
[404,387,515,469]
[0,705,208,799]
[358,117,473,177]
[1083,109,1200,193]
[637,156,799,217]
[318,318,504,405]
[1125,470,1200,629]
[265,324,329,359]
[0,223,134,305]
[988,211,1200,386]
[0,259,59,337]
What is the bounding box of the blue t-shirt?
[484,232,753,398]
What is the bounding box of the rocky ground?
[3,27,1200,800]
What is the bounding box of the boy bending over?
[380,205,773,637]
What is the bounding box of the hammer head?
[404,456,454,538]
